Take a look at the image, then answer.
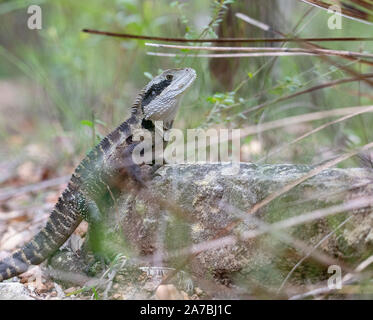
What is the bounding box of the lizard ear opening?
[141,119,155,131]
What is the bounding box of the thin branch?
[220,200,354,276]
[289,253,373,300]
[180,106,373,162]
[82,29,373,43]
[0,175,70,202]
[145,42,373,59]
[147,51,335,57]
[162,195,373,261]
[235,12,373,83]
[235,11,373,67]
[241,73,373,115]
[235,12,271,31]
[298,0,373,25]
[246,141,373,216]
[240,106,373,137]
[278,215,354,293]
[261,105,373,162]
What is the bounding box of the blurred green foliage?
[0,0,372,168]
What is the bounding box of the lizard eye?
[166,74,173,81]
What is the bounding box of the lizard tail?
[0,191,83,281]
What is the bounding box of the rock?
[49,163,373,292]
[47,249,94,287]
[155,284,188,300]
[0,283,35,300]
[194,287,203,296]
[116,163,373,273]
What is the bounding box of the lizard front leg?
[109,141,155,189]
[81,197,114,271]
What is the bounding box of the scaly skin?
[0,68,196,281]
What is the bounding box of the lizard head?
[140,68,196,128]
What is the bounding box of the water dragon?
[0,67,196,281]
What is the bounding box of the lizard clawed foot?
[85,252,112,276]
[149,164,162,176]
[128,164,158,189]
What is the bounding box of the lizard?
[0,67,196,281]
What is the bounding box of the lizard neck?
[131,87,147,120]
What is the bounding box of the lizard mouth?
[174,68,196,93]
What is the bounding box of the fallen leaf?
[65,287,77,294]
[112,293,122,300]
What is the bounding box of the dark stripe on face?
[141,78,172,108]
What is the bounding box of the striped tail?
[0,190,83,281]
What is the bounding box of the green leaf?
[95,119,107,126]
[170,1,179,8]
[81,120,93,127]
[91,287,100,300]
[144,72,153,80]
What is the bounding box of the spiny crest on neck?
[131,87,147,117]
